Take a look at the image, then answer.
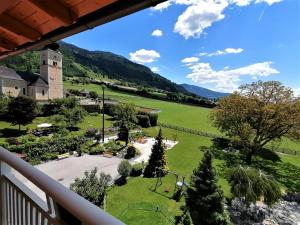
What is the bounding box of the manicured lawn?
[106,127,300,225]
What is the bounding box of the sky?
[64,0,300,95]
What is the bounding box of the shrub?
[0,140,9,149]
[85,128,97,138]
[41,152,59,161]
[103,140,120,153]
[70,168,111,208]
[137,115,151,128]
[118,160,132,178]
[130,163,143,177]
[6,137,21,146]
[89,91,98,99]
[89,145,105,155]
[148,113,158,126]
[125,145,138,159]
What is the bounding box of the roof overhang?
[0,0,166,60]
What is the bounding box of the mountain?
[180,83,230,99]
[0,42,188,94]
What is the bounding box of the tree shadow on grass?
[252,158,300,192]
[0,128,26,138]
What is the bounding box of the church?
[0,48,63,101]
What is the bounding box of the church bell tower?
[40,46,63,99]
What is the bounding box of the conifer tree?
[144,128,168,177]
[186,150,230,225]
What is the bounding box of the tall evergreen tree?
[186,150,230,225]
[144,128,168,177]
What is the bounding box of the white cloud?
[152,29,163,37]
[200,47,244,56]
[151,67,159,73]
[153,0,283,39]
[185,61,279,92]
[174,1,228,39]
[129,49,160,64]
[152,1,172,11]
[255,0,283,6]
[293,88,300,97]
[181,56,199,65]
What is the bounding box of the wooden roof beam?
[0,13,41,41]
[0,0,18,15]
[28,0,76,26]
[0,37,17,50]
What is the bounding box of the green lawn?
[106,127,300,224]
[64,81,219,134]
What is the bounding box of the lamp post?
[102,85,105,143]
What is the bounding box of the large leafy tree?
[114,103,137,145]
[229,166,281,207]
[7,96,37,131]
[144,128,168,177]
[211,81,300,164]
[186,150,230,225]
[70,167,111,208]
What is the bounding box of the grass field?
[106,127,300,225]
[64,81,300,151]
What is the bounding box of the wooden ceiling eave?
[27,0,77,26]
[0,0,167,60]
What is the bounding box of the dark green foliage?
[89,144,105,155]
[118,160,132,179]
[137,115,151,128]
[89,91,98,99]
[130,163,143,177]
[114,103,137,145]
[0,96,10,118]
[7,96,37,131]
[103,140,121,154]
[63,106,86,128]
[144,129,168,177]
[41,97,79,116]
[70,168,111,208]
[148,113,158,126]
[9,135,86,161]
[229,166,281,207]
[175,206,193,225]
[125,145,138,159]
[6,137,21,146]
[81,104,101,113]
[186,150,230,225]
[85,128,97,138]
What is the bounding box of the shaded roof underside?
[0,0,165,60]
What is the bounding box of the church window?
[42,90,45,96]
[15,86,18,90]
[43,60,46,65]
[23,88,26,95]
[53,61,57,67]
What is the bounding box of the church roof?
[0,66,23,80]
[28,76,48,87]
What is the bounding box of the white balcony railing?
[0,146,124,225]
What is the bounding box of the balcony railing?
[0,146,124,225]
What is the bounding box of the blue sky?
[64,0,300,95]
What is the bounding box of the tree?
[114,103,137,145]
[7,96,37,131]
[70,167,111,208]
[211,81,300,164]
[63,106,86,128]
[0,96,10,118]
[89,91,98,99]
[118,160,132,179]
[186,150,230,225]
[144,129,168,177]
[229,166,281,207]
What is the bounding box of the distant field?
[65,81,300,152]
[64,82,219,134]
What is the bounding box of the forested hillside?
[0,42,187,94]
